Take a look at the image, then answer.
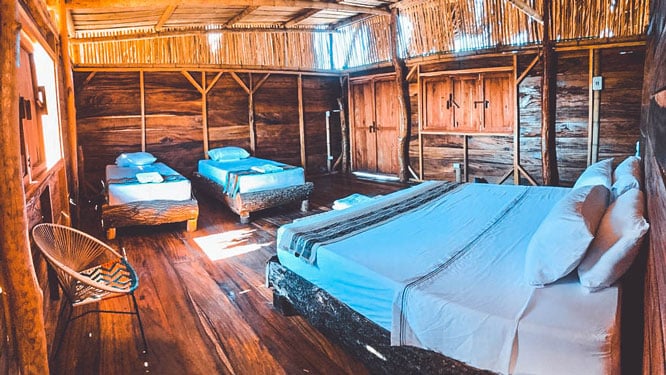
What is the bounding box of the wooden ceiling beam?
[505,0,543,24]
[67,0,389,16]
[224,6,258,27]
[155,5,177,31]
[284,8,321,27]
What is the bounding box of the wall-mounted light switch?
[592,76,603,91]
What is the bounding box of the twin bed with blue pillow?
[102,152,199,239]
[192,147,314,223]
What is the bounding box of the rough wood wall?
[407,47,645,185]
[75,71,342,193]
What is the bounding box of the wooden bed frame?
[266,256,493,374]
[101,198,199,240]
[191,172,314,223]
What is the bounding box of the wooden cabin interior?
[1,0,665,373]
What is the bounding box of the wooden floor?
[46,174,408,375]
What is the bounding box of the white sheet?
[198,157,305,195]
[106,163,192,205]
[277,182,620,375]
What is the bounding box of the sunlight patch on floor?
[194,229,268,260]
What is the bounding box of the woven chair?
[32,223,148,357]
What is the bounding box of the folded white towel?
[251,164,283,173]
[332,193,373,210]
[135,171,164,184]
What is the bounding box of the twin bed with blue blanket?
[192,156,314,223]
[102,160,199,240]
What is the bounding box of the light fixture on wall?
[35,86,47,114]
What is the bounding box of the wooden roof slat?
[285,9,321,26]
[67,0,390,16]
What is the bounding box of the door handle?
[369,121,376,133]
[474,100,489,109]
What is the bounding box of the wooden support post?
[0,0,49,372]
[298,74,306,171]
[590,49,601,164]
[417,64,424,180]
[390,7,411,183]
[463,135,469,182]
[541,0,559,186]
[202,71,209,158]
[248,74,256,154]
[140,70,146,151]
[337,94,349,174]
[513,55,521,185]
[59,0,80,222]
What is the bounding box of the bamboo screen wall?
[69,0,649,70]
[71,29,333,70]
[332,15,391,69]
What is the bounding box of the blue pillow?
[208,147,250,162]
[116,152,157,167]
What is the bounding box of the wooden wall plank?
[254,74,300,166]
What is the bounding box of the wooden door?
[351,81,376,171]
[482,72,514,133]
[374,79,399,174]
[452,75,482,132]
[423,77,454,130]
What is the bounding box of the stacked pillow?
[208,146,250,162]
[525,156,649,291]
[116,152,157,167]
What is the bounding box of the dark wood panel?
[207,73,249,131]
[303,76,342,174]
[255,75,300,164]
[144,72,201,116]
[74,71,141,118]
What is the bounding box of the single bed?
[101,161,199,240]
[267,180,640,374]
[192,156,314,223]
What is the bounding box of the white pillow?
[524,184,610,286]
[573,158,613,190]
[115,152,157,167]
[208,146,250,162]
[578,189,649,291]
[611,156,642,199]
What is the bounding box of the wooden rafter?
[66,0,390,16]
[284,8,321,27]
[505,0,543,24]
[155,5,177,31]
[224,6,258,27]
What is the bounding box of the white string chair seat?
[32,223,139,306]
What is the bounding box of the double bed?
[101,160,199,240]
[192,155,314,223]
[267,170,646,374]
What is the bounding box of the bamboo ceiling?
[61,0,650,71]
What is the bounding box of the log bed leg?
[186,218,197,232]
[240,213,250,224]
[272,292,297,316]
[300,199,309,212]
[106,227,117,240]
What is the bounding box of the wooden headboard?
[642,0,666,372]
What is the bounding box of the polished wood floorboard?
[47,174,408,375]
